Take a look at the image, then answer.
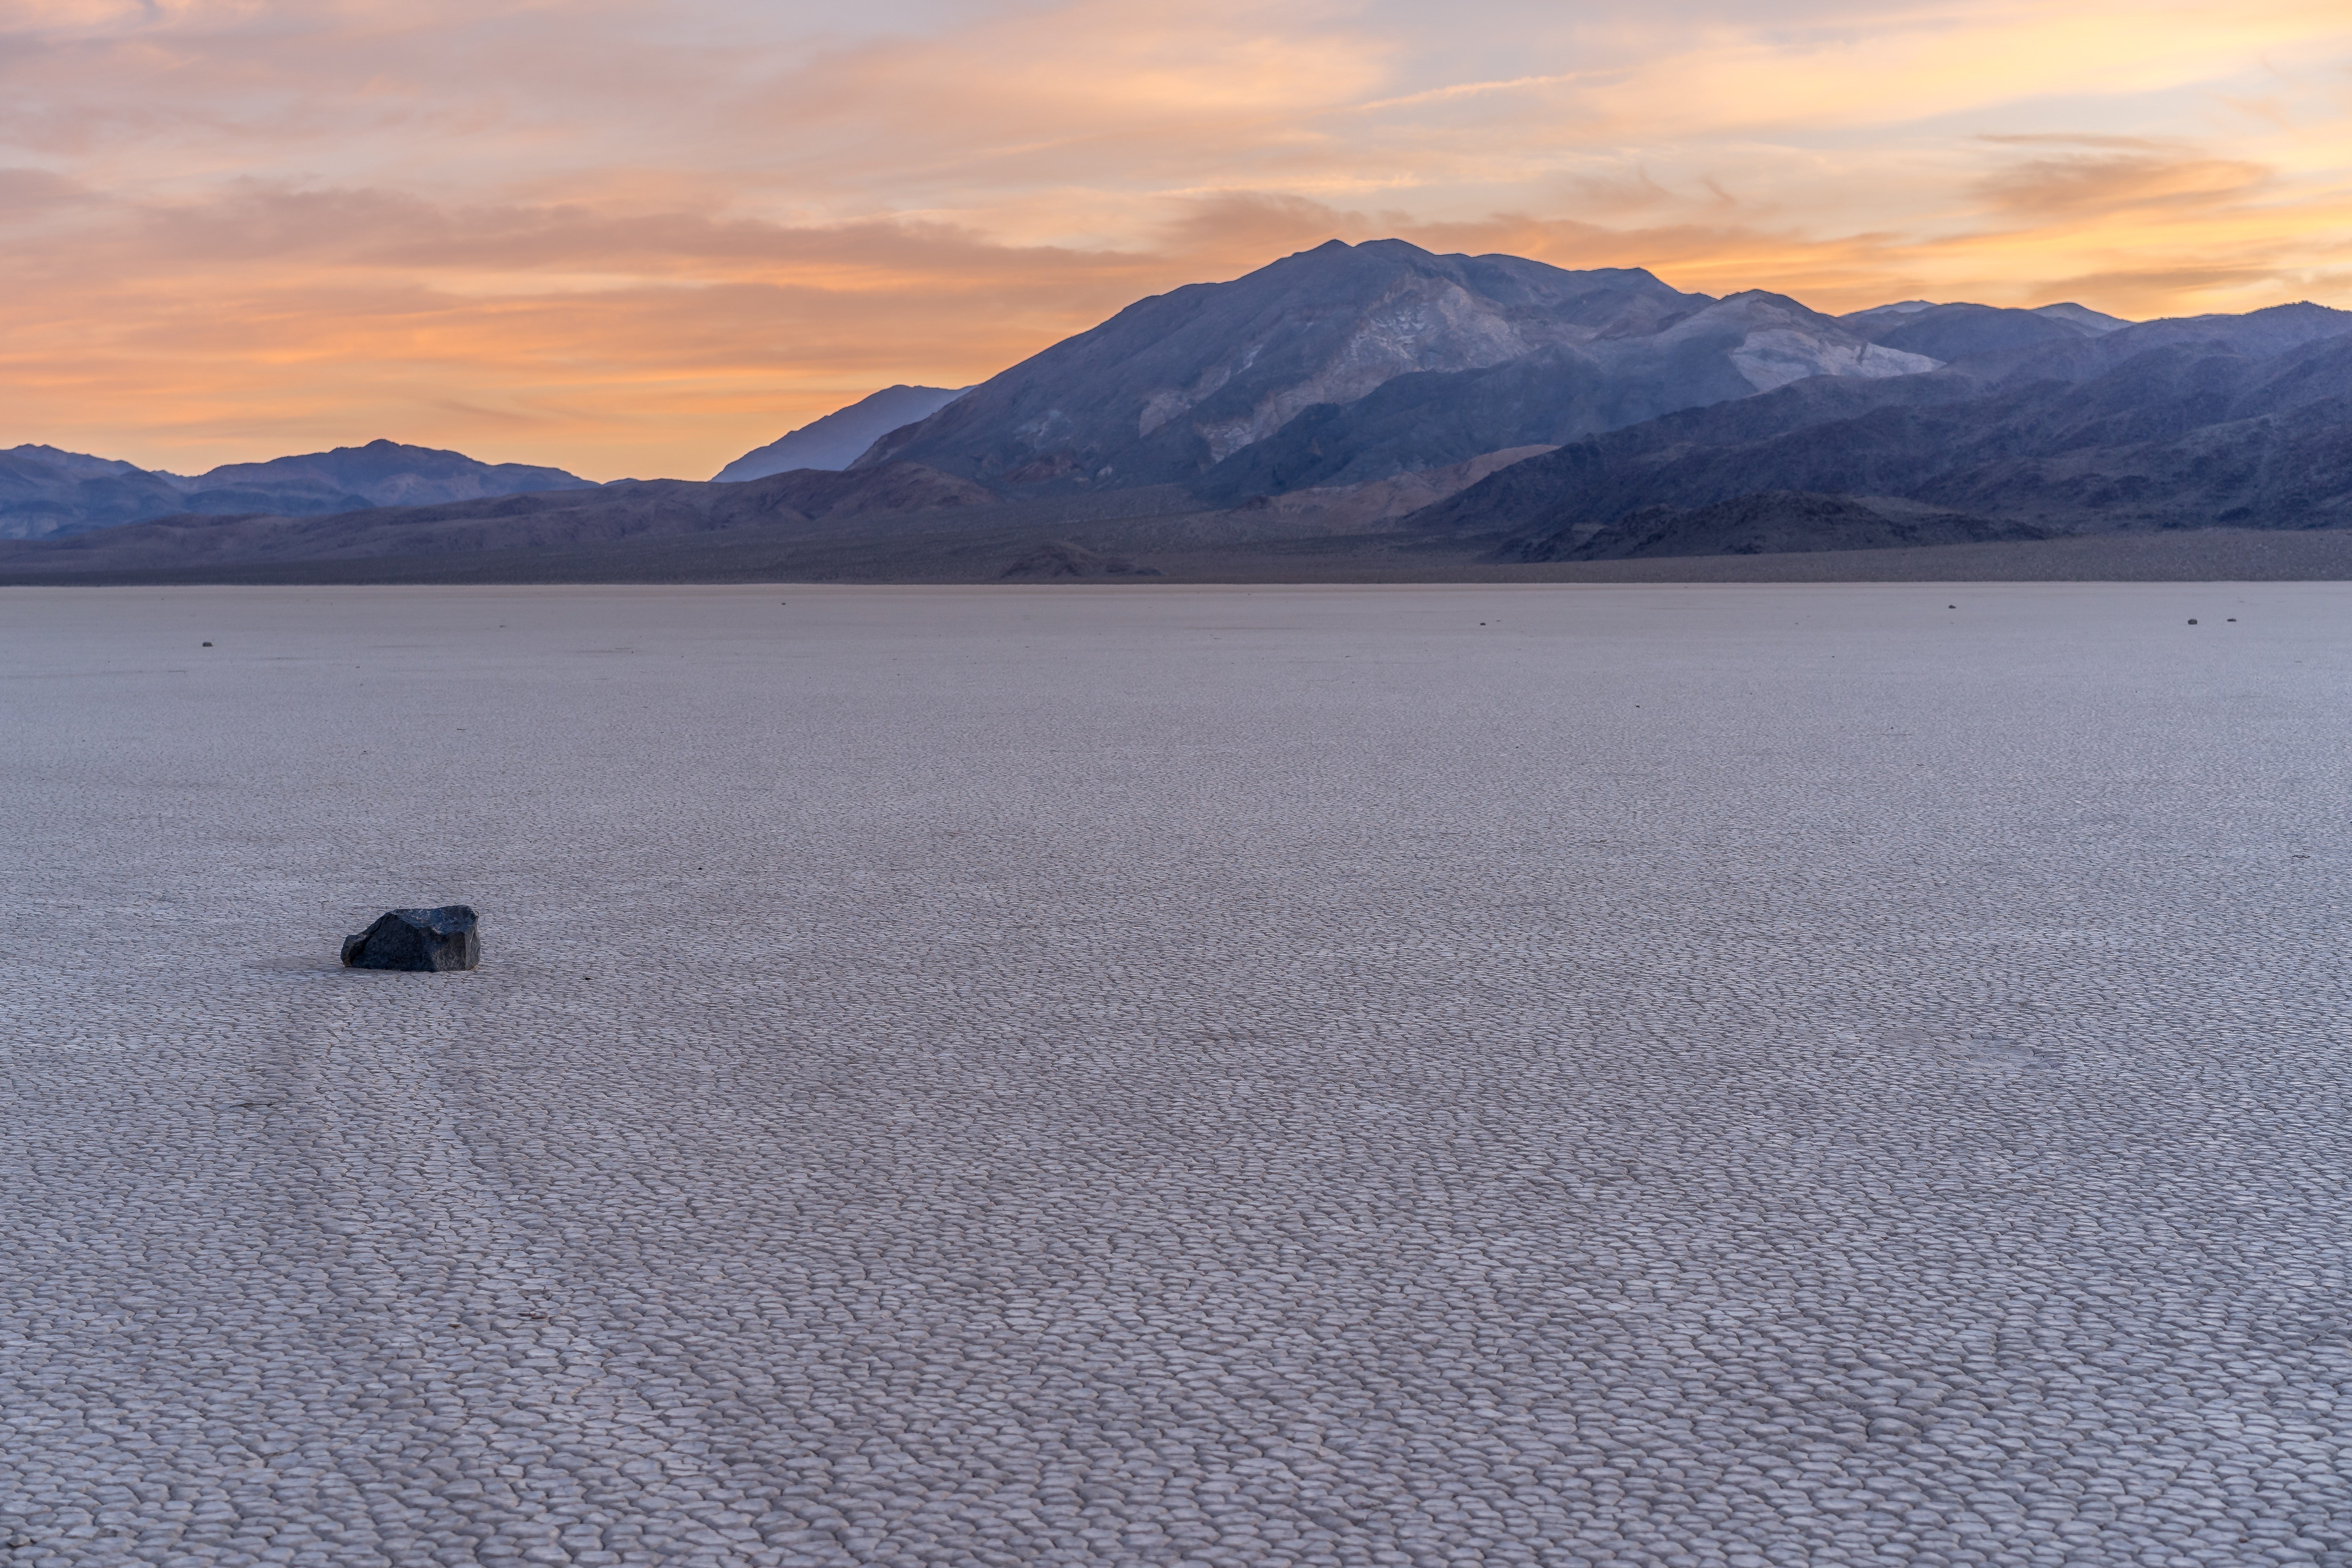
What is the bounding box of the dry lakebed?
[4,582,2347,1567]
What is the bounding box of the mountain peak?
[853,240,1708,487]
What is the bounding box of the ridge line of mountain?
[0,437,597,543]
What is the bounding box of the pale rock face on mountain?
[1635,291,1940,391]
[1723,326,1939,391]
[1140,260,1639,463]
[714,385,968,481]
[1733,332,1937,390]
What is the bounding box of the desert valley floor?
[3,583,2347,1568]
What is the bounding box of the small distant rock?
[342,906,480,971]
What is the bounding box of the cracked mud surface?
[4,583,2348,1566]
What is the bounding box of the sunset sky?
[3,0,2349,480]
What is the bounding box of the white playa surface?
[4,582,2348,1568]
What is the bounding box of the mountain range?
[0,439,594,541]
[6,237,2351,580]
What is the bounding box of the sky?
[2,0,2348,480]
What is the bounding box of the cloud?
[1975,150,2273,216]
[0,178,1204,476]
[0,164,85,213]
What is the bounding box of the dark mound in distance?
[998,541,1165,579]
[1497,492,2045,561]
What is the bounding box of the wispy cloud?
[1975,151,2272,217]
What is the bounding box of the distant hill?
[0,438,595,540]
[185,440,593,514]
[715,386,967,481]
[1,446,193,539]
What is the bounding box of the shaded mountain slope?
[715,385,967,480]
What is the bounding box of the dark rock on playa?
[341,905,480,971]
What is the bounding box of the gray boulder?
[342,906,480,971]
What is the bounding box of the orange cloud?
[1975,149,2272,217]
